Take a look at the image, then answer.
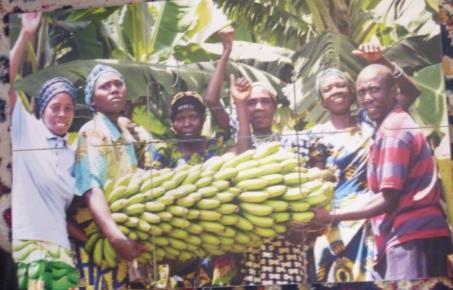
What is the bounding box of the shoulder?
[78,119,96,136]
[381,107,415,129]
[378,108,418,141]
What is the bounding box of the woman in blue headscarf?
[71,64,147,290]
[9,12,79,290]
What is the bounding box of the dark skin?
[309,45,420,231]
[313,65,401,225]
[204,27,234,131]
[84,72,147,260]
[352,43,420,109]
[9,12,88,243]
[171,108,209,159]
[173,28,236,159]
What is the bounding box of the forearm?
[84,187,123,240]
[204,51,231,130]
[333,192,389,221]
[67,219,88,242]
[9,30,34,109]
[377,58,420,108]
[235,101,251,154]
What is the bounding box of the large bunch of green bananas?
[86,142,335,267]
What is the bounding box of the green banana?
[240,203,274,216]
[196,199,221,210]
[243,213,274,228]
[145,201,166,212]
[124,203,145,216]
[217,203,238,214]
[198,210,222,221]
[238,191,269,203]
[264,199,289,212]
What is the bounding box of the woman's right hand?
[109,233,147,261]
[230,74,251,104]
[21,12,42,35]
[219,26,234,54]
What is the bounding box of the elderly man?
[315,63,452,280]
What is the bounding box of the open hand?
[219,26,234,53]
[21,12,42,35]
[352,42,384,63]
[230,74,251,103]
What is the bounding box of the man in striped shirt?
[314,63,452,280]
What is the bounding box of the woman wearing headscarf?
[307,44,420,282]
[71,64,147,289]
[9,12,79,290]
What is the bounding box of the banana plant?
[12,0,446,138]
[213,0,439,49]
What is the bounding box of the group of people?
[9,11,453,290]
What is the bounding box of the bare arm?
[353,43,420,109]
[230,75,252,154]
[204,27,234,131]
[85,187,146,260]
[67,219,88,242]
[313,189,400,223]
[9,12,42,111]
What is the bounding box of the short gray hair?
[315,68,353,97]
[251,82,277,101]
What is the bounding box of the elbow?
[205,97,220,108]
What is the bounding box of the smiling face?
[246,87,277,134]
[356,65,397,125]
[172,108,204,139]
[319,74,354,115]
[91,72,126,118]
[41,93,75,136]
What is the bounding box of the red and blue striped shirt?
[368,107,451,258]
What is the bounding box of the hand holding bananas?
[85,142,335,267]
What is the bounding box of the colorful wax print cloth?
[302,118,377,282]
[72,112,139,290]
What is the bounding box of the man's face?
[91,72,127,115]
[172,109,203,138]
[319,75,354,115]
[246,89,276,132]
[356,68,396,124]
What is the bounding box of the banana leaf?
[287,32,444,126]
[15,58,285,135]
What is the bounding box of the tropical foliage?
[12,0,447,140]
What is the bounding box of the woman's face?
[247,88,277,132]
[319,75,354,115]
[172,108,204,139]
[41,92,75,136]
[91,72,126,116]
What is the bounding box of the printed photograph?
[7,0,453,289]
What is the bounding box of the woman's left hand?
[352,42,384,63]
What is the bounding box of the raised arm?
[353,43,420,109]
[230,74,252,154]
[204,27,234,131]
[9,12,42,111]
